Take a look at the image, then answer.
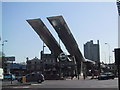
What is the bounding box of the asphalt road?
[29,78,118,88]
[2,77,118,89]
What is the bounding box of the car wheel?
[98,78,101,80]
[19,79,23,83]
[37,80,42,83]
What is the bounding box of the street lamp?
[1,40,7,74]
[43,42,46,54]
[2,40,8,57]
[105,43,110,64]
[42,42,46,75]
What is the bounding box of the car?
[18,73,44,83]
[98,72,115,80]
[4,73,16,80]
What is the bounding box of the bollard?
[22,76,26,83]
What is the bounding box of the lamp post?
[43,42,46,54]
[1,40,7,74]
[59,37,61,48]
[2,40,7,57]
[42,42,46,75]
[103,51,106,64]
[105,43,110,64]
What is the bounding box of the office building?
[84,40,100,62]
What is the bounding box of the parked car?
[98,72,115,80]
[4,73,16,80]
[18,73,44,83]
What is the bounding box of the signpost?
[4,56,15,84]
[58,52,67,78]
[4,57,15,61]
[59,52,67,61]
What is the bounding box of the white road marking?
[31,83,42,85]
[13,86,30,88]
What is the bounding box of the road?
[2,77,118,89]
[29,79,118,88]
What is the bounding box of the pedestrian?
[83,72,86,80]
[71,74,74,80]
[75,74,77,78]
[91,69,95,79]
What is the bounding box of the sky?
[1,1,118,63]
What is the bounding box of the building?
[41,52,77,80]
[41,53,60,79]
[84,40,100,62]
[2,56,15,73]
[2,56,27,76]
[26,57,43,74]
[9,63,26,76]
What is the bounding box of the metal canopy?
[27,18,63,57]
[47,16,85,67]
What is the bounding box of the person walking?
[83,72,86,80]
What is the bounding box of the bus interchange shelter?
[27,16,85,79]
[47,16,85,75]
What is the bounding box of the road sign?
[59,52,67,61]
[4,57,15,61]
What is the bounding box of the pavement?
[2,80,31,87]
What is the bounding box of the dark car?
[98,72,115,80]
[18,73,44,83]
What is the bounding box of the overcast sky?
[2,2,118,63]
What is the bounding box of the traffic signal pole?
[114,48,120,90]
[116,0,120,89]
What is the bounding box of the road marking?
[13,86,30,88]
[31,83,42,85]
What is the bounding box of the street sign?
[4,57,15,61]
[59,52,67,61]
